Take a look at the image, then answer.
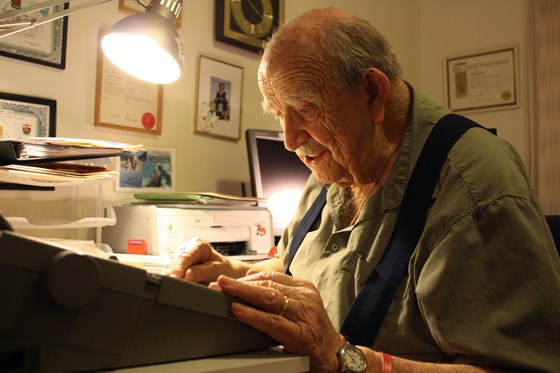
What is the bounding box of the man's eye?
[299,106,318,120]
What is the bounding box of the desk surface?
[113,347,309,373]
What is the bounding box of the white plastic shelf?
[4,202,116,230]
[0,167,116,187]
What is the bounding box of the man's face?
[258,59,376,188]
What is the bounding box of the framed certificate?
[0,92,56,139]
[0,0,68,69]
[445,46,518,113]
[94,31,163,135]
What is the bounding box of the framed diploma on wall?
[94,31,163,135]
[0,92,56,138]
[445,46,518,113]
[0,0,68,69]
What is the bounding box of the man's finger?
[167,238,212,278]
[216,275,289,315]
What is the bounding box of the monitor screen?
[246,129,312,238]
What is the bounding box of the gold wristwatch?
[337,341,367,373]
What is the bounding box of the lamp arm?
[0,19,36,31]
[0,0,71,21]
[0,0,112,38]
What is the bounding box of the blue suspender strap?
[339,114,481,346]
[285,186,327,274]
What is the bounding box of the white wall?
[1,1,421,200]
[420,0,530,164]
[0,1,529,239]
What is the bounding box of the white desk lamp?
[0,0,183,84]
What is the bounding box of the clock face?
[215,0,283,52]
[231,0,274,39]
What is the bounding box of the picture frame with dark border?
[0,0,68,69]
[0,92,56,138]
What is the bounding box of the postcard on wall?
[116,147,175,192]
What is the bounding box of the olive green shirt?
[277,88,560,372]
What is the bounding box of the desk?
[114,347,309,373]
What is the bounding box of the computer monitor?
[246,129,312,239]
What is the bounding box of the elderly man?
[169,8,560,373]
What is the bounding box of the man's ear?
[363,68,389,125]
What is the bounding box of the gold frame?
[215,0,284,53]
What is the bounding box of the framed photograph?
[215,0,284,53]
[0,0,68,69]
[445,46,518,113]
[0,92,56,139]
[194,55,243,142]
[94,31,163,135]
[116,147,175,192]
[118,0,183,28]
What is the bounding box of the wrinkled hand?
[210,271,345,372]
[166,237,247,284]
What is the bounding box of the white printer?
[102,204,274,259]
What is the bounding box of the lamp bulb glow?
[102,32,181,84]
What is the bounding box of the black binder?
[0,139,124,166]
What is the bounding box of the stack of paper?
[0,137,143,188]
[0,162,118,187]
[133,192,266,206]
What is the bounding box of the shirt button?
[331,243,339,251]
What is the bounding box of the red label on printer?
[127,239,147,255]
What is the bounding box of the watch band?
[381,352,393,373]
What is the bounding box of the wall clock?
[215,0,284,53]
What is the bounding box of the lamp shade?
[102,10,184,84]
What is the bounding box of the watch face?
[340,344,367,373]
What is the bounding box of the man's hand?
[166,237,248,283]
[210,271,346,372]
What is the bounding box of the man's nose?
[282,113,310,152]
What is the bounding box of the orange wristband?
[381,352,393,373]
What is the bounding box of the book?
[0,137,143,166]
